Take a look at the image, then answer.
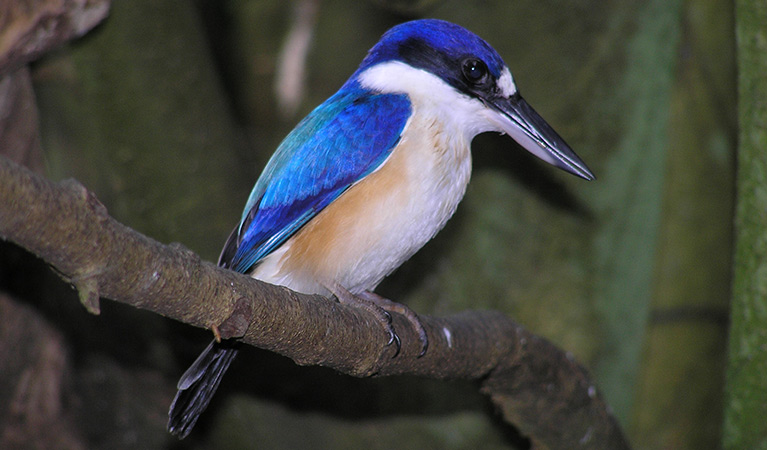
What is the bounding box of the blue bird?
[168,18,594,438]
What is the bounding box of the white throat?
[357,61,500,142]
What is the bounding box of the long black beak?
[489,93,595,181]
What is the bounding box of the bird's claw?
[331,286,422,358]
[387,327,402,358]
[379,309,401,357]
[357,290,427,358]
[415,325,428,358]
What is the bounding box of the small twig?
[0,0,110,77]
[274,0,320,118]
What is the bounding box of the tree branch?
[0,0,110,77]
[0,155,629,449]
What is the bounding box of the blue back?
[224,83,411,273]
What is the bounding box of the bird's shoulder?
[221,84,413,272]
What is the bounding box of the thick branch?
[0,155,629,449]
[0,0,110,77]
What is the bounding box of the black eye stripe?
[396,38,496,97]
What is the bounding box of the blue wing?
[219,85,411,274]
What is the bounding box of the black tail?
[168,339,240,439]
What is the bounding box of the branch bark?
[0,155,629,448]
[0,0,110,77]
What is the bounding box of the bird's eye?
[461,58,489,85]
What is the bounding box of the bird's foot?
[330,284,401,356]
[358,290,429,358]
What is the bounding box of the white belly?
[250,113,473,296]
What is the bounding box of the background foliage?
[1,0,738,448]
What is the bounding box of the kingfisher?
[168,18,594,438]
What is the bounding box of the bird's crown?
[355,19,508,99]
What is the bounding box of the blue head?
[358,20,505,83]
[350,19,594,180]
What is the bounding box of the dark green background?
[3,0,743,448]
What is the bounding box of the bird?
[167,18,594,438]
